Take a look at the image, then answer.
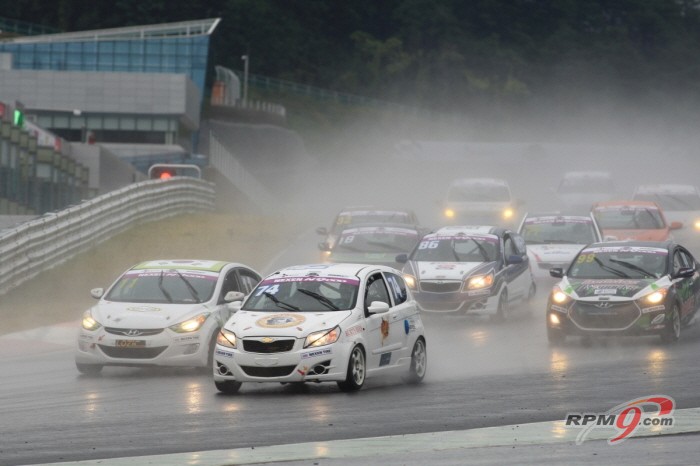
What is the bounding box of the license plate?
[115,340,146,348]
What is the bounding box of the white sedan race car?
[213,263,427,393]
[75,260,262,374]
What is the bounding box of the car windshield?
[243,276,359,312]
[558,176,614,194]
[412,235,499,262]
[105,269,218,303]
[594,207,665,229]
[633,193,700,211]
[521,218,596,244]
[334,227,419,254]
[568,247,668,279]
[447,184,511,202]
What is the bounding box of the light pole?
[241,54,249,105]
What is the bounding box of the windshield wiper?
[471,240,491,261]
[175,270,201,303]
[593,257,630,278]
[263,292,300,311]
[298,289,340,310]
[157,270,173,303]
[609,258,656,278]
[366,240,407,252]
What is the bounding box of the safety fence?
[0,177,215,295]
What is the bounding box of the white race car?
[517,214,603,282]
[75,260,262,374]
[213,263,427,393]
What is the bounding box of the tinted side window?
[238,270,261,294]
[385,272,408,305]
[512,234,527,255]
[504,237,517,257]
[219,271,242,303]
[365,273,391,313]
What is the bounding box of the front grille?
[420,281,462,293]
[98,345,167,359]
[570,301,641,330]
[240,365,297,377]
[104,327,164,336]
[243,339,295,353]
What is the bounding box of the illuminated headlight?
[169,313,209,333]
[466,273,494,290]
[81,310,101,331]
[502,208,515,220]
[549,313,561,325]
[403,274,417,290]
[217,329,237,348]
[694,220,700,231]
[640,289,667,305]
[444,208,455,219]
[304,326,340,348]
[551,287,570,304]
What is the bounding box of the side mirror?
[674,267,695,279]
[227,301,243,313]
[549,268,564,278]
[318,242,331,252]
[506,255,524,265]
[90,288,104,299]
[368,301,390,314]
[224,291,245,303]
[316,227,328,236]
[395,253,408,264]
[670,221,683,230]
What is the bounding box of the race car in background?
[396,225,535,321]
[546,241,700,345]
[632,184,700,241]
[441,178,521,228]
[517,213,602,282]
[555,171,616,214]
[320,223,421,269]
[591,201,682,241]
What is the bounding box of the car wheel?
[215,380,242,394]
[76,362,103,375]
[337,345,366,392]
[491,290,509,323]
[405,338,427,384]
[660,305,681,344]
[547,327,566,346]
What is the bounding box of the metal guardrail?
[0,177,215,295]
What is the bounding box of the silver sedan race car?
[213,263,427,393]
[75,260,262,374]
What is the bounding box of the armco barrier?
[0,177,215,295]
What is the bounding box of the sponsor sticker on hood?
[570,279,655,298]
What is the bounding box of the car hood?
[90,301,212,328]
[527,244,586,263]
[410,261,494,280]
[601,228,670,241]
[225,310,353,337]
[557,276,671,299]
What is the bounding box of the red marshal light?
[159,171,173,180]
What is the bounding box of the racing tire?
[660,305,681,344]
[337,345,366,392]
[491,290,509,323]
[76,362,103,375]
[405,338,427,384]
[546,327,566,346]
[215,380,242,394]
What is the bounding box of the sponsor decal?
[435,264,457,270]
[256,313,306,328]
[215,349,234,358]
[565,395,675,445]
[176,335,199,342]
[594,288,617,295]
[642,305,666,314]
[125,306,161,312]
[551,305,568,313]
[580,246,667,256]
[297,365,309,376]
[345,324,364,337]
[467,289,491,296]
[379,352,392,366]
[260,276,360,286]
[301,348,332,359]
[381,318,390,344]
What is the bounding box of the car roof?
[269,263,385,280]
[130,260,232,273]
[449,177,509,187]
[522,214,593,222]
[634,184,698,195]
[336,223,420,233]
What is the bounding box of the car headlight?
[81,310,101,331]
[466,273,494,290]
[640,289,667,305]
[304,326,341,348]
[444,208,455,219]
[551,287,571,305]
[169,313,209,333]
[694,220,700,231]
[217,329,237,348]
[502,208,515,220]
[403,274,417,290]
